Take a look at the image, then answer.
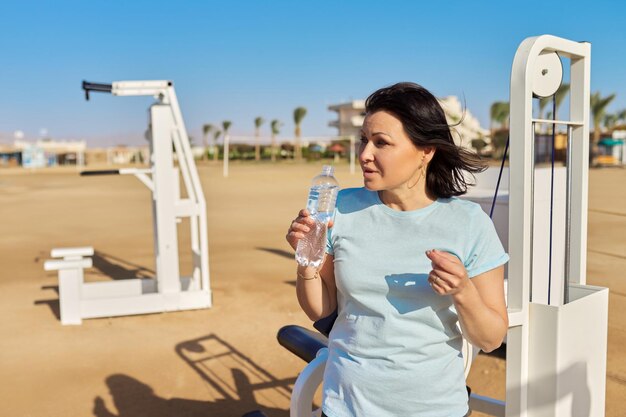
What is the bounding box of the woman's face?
[359,110,427,192]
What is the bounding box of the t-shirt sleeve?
[465,208,509,278]
[326,225,334,256]
[326,193,342,256]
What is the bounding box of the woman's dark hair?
[365,82,486,198]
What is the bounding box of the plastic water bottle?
[295,165,340,268]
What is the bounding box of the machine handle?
[277,325,328,363]
[82,80,113,100]
[80,170,120,176]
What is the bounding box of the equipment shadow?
[34,287,61,321]
[91,250,155,280]
[255,247,293,260]
[174,333,295,417]
[255,247,297,287]
[93,373,288,417]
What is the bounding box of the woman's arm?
[451,266,508,352]
[295,256,337,321]
[286,209,338,321]
[426,250,508,352]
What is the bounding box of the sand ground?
[0,162,624,417]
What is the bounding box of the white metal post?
[568,51,591,287]
[44,249,93,325]
[58,268,83,325]
[150,104,181,295]
[506,35,536,417]
[166,85,211,295]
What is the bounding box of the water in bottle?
[295,165,339,268]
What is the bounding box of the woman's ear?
[422,146,436,163]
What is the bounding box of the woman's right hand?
[286,209,315,250]
[285,209,334,250]
[286,209,335,251]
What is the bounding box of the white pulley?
[532,51,563,98]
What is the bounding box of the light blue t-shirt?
[322,187,509,417]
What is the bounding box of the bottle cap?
[321,165,334,176]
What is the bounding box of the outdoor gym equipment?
[44,80,212,325]
[505,34,608,417]
[252,35,608,417]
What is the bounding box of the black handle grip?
[80,170,120,176]
[82,80,113,101]
[277,325,328,363]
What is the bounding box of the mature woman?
[286,82,509,417]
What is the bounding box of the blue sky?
[1,1,626,146]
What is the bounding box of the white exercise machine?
[44,80,212,325]
[257,35,608,417]
[505,34,608,417]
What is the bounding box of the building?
[0,144,22,167]
[328,100,366,138]
[602,129,626,165]
[328,96,489,149]
[438,96,490,147]
[14,139,87,167]
[83,146,148,166]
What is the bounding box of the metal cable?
[490,136,509,219]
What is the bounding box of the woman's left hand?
[426,249,471,297]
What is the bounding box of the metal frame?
[45,80,212,324]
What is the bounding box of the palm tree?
[554,83,570,117]
[293,107,307,161]
[537,83,570,133]
[604,113,618,132]
[490,101,509,134]
[212,130,222,161]
[202,124,214,160]
[270,119,282,162]
[254,117,264,162]
[222,121,232,136]
[538,83,570,119]
[489,101,510,158]
[222,121,232,176]
[537,97,551,134]
[617,109,626,126]
[538,97,550,119]
[590,92,616,152]
[490,101,509,131]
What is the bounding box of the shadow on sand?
[172,333,294,417]
[91,250,155,280]
[92,373,288,417]
[94,333,296,416]
[256,247,298,287]
[93,334,295,417]
[34,293,61,320]
[255,247,293,261]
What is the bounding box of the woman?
[286,82,509,417]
